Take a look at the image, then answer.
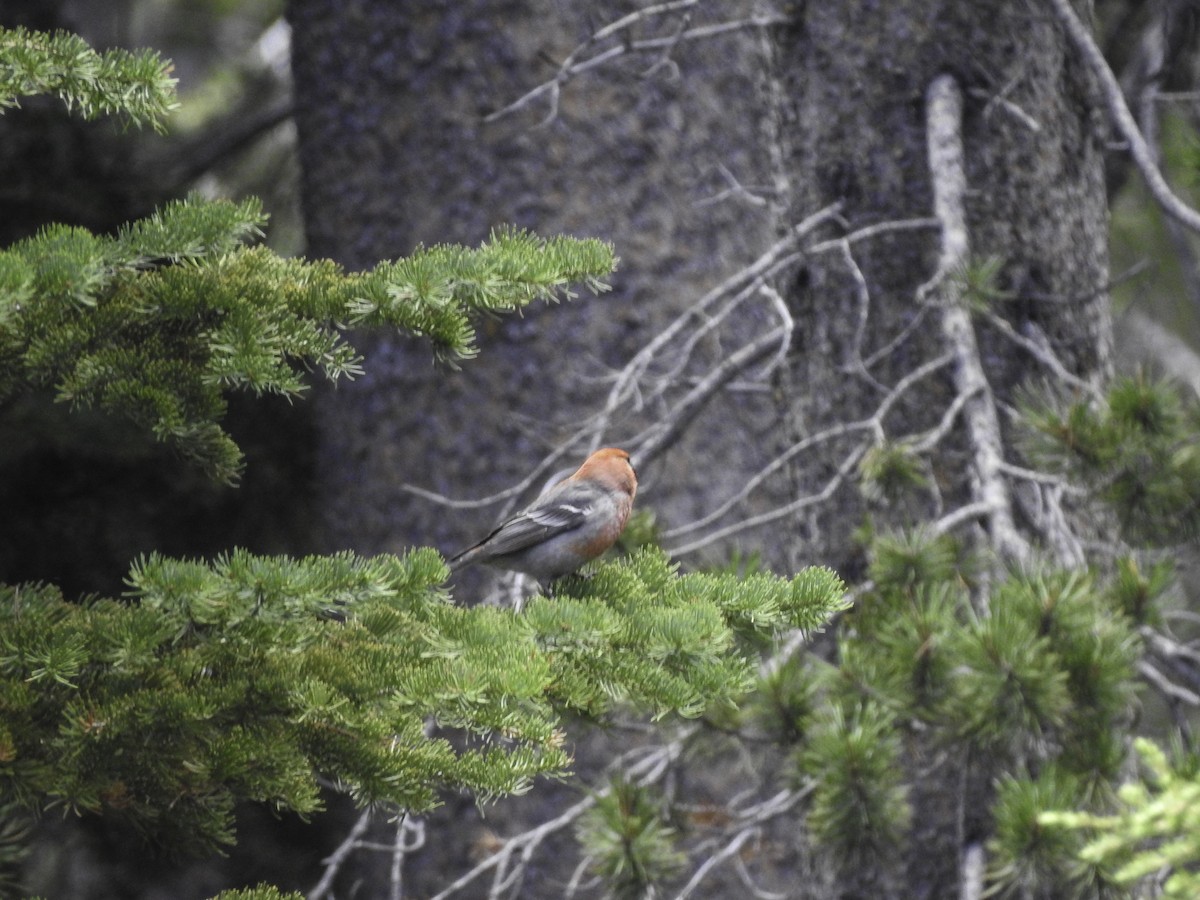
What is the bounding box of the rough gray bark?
[771,1,1112,895]
[286,2,785,896]
[287,0,785,577]
[772,0,1111,575]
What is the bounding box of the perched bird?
[448,448,637,580]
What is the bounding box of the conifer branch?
[2,548,846,859]
[0,201,615,483]
[0,27,178,131]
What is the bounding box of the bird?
[448,448,637,580]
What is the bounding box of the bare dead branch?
[836,239,890,393]
[668,440,869,558]
[663,351,955,542]
[429,738,688,900]
[484,5,786,125]
[960,841,986,900]
[805,217,940,256]
[633,323,790,463]
[972,78,1042,133]
[1049,0,1200,234]
[1121,310,1200,397]
[673,787,809,899]
[906,383,980,454]
[694,162,774,209]
[592,203,843,453]
[930,499,1003,538]
[308,809,374,900]
[389,815,425,900]
[926,73,1031,564]
[1137,659,1200,706]
[981,311,1102,401]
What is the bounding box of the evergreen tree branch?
[0,27,178,131]
[2,549,846,859]
[0,200,615,483]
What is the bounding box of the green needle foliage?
[1024,374,1200,544]
[0,26,178,130]
[0,33,853,894]
[988,766,1106,899]
[767,527,1146,890]
[1041,739,1200,898]
[213,888,303,900]
[0,549,847,858]
[0,196,616,482]
[576,778,686,899]
[801,701,911,870]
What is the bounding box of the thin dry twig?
[663,351,953,542]
[429,738,688,900]
[308,809,373,900]
[673,786,810,899]
[1137,659,1200,706]
[592,203,843,456]
[981,311,1102,401]
[485,5,786,124]
[389,815,426,900]
[667,440,869,558]
[633,322,790,462]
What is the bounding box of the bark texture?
[771,2,1112,895]
[773,0,1111,576]
[287,0,785,580]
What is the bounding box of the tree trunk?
[771,1,1112,894]
[286,2,782,894]
[287,0,784,573]
[772,0,1111,573]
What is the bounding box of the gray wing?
[451,486,598,564]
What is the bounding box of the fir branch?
[0,27,178,131]
[0,199,615,482]
[0,547,845,858]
